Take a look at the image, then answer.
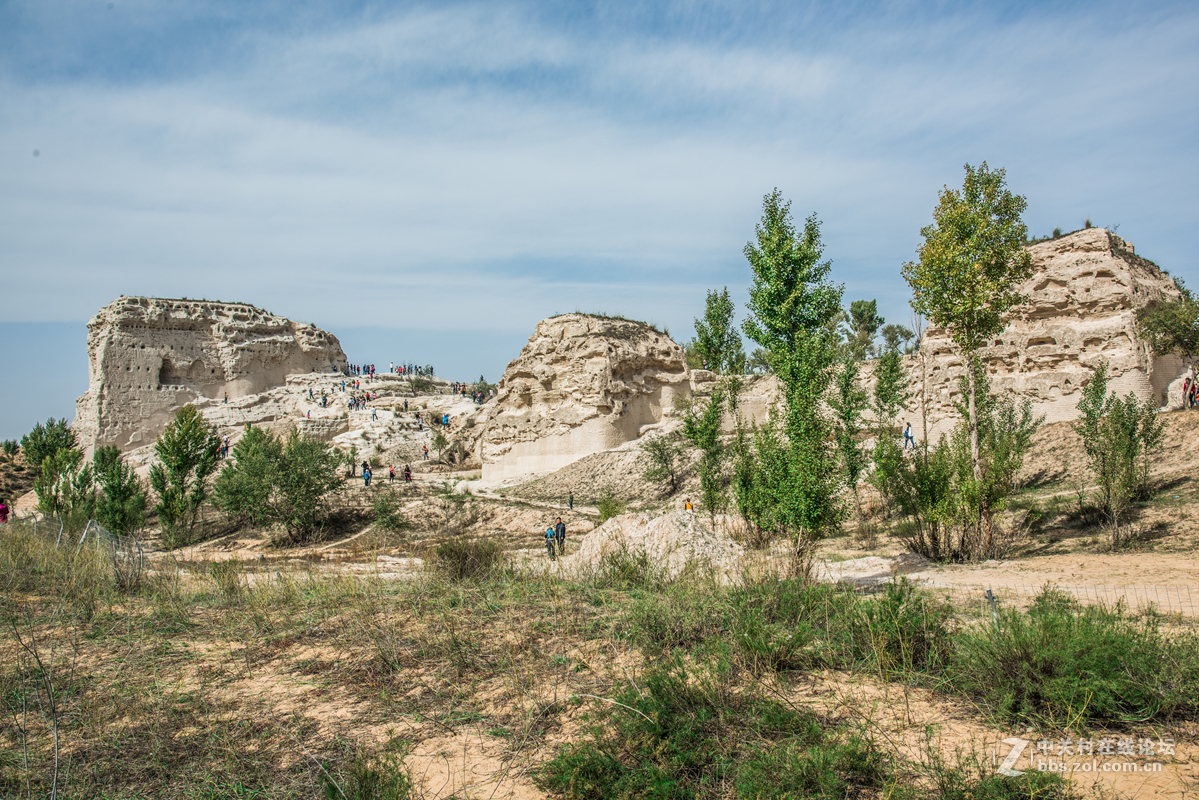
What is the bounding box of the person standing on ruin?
[364,466,372,487]
[404,464,412,482]
[389,465,395,482]
[422,443,428,460]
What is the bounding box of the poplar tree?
[901,163,1031,487]
[742,189,845,560]
[692,287,745,373]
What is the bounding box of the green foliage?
[878,363,1042,562]
[742,189,845,558]
[880,323,914,354]
[902,162,1033,493]
[948,589,1199,727]
[431,430,448,461]
[680,382,728,521]
[830,358,868,499]
[150,405,222,547]
[538,661,885,800]
[1073,361,1165,526]
[92,445,148,535]
[433,538,503,581]
[214,428,344,544]
[21,417,76,477]
[928,768,1072,800]
[371,488,409,533]
[323,748,413,800]
[639,432,686,496]
[411,376,432,394]
[34,446,95,530]
[847,299,884,360]
[1136,279,1199,359]
[872,348,907,423]
[595,492,626,524]
[1,439,19,460]
[690,286,744,374]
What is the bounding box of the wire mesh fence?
[916,582,1199,621]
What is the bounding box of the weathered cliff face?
[478,314,691,481]
[874,228,1191,440]
[74,297,347,452]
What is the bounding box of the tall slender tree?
[901,163,1032,552]
[692,287,745,374]
[901,163,1032,486]
[743,189,845,563]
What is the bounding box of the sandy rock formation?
[864,229,1190,440]
[560,510,743,579]
[478,314,690,481]
[74,297,347,452]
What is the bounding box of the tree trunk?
[967,357,988,554]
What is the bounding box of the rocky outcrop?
[478,314,690,481]
[74,297,347,452]
[874,228,1191,440]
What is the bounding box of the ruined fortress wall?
[74,297,346,452]
[478,314,691,481]
[863,228,1192,441]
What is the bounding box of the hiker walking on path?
[0,500,8,524]
[568,492,573,510]
[903,422,915,450]
[554,517,566,555]
[363,466,372,487]
[684,498,693,511]
[404,464,412,482]
[545,525,557,560]
[389,465,395,482]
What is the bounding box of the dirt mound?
[561,510,743,579]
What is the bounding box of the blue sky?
[2,0,1197,440]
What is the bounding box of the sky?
[2,0,1197,440]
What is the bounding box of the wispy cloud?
[2,0,1197,351]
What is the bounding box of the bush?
[93,445,148,535]
[639,433,686,496]
[151,405,221,547]
[947,588,1199,727]
[33,446,95,532]
[322,748,412,800]
[20,417,75,477]
[433,538,503,581]
[1,439,19,460]
[214,428,345,545]
[371,489,409,534]
[595,492,625,524]
[538,661,886,800]
[1074,360,1165,528]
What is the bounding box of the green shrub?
[151,405,221,547]
[20,417,76,477]
[93,445,148,535]
[588,547,665,591]
[214,428,344,545]
[538,661,885,800]
[847,580,953,674]
[928,766,1073,800]
[948,589,1199,727]
[433,538,503,581]
[323,748,412,800]
[371,489,409,533]
[595,492,625,524]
